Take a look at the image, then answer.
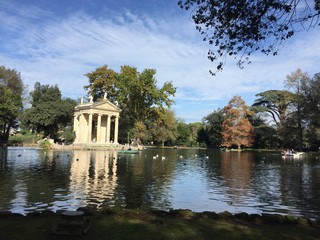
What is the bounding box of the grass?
[0,209,319,240]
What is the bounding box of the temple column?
[100,115,107,143]
[106,115,111,144]
[96,114,102,143]
[88,113,93,143]
[79,114,84,142]
[73,114,79,143]
[114,116,119,144]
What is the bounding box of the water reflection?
[221,152,253,204]
[0,147,320,219]
[68,151,118,209]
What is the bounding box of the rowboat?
[281,151,304,158]
[118,149,140,154]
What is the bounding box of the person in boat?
[282,149,297,156]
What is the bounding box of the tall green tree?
[301,72,320,149]
[221,96,254,150]
[285,69,310,150]
[249,106,279,149]
[202,109,225,148]
[149,108,177,147]
[253,90,294,146]
[178,0,320,72]
[175,120,192,146]
[0,66,24,144]
[84,65,176,142]
[132,121,148,145]
[21,82,77,138]
[188,122,203,147]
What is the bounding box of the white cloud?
[1,1,320,122]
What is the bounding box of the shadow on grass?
[0,209,319,240]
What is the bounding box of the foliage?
[132,121,148,145]
[201,109,224,148]
[21,82,77,139]
[38,138,51,150]
[188,122,203,147]
[0,66,24,144]
[252,69,320,150]
[174,121,204,147]
[284,69,310,150]
[253,90,294,146]
[8,132,40,146]
[175,120,192,146]
[249,110,279,149]
[149,108,177,147]
[84,65,176,144]
[221,96,254,149]
[253,90,293,127]
[84,65,118,102]
[57,126,75,145]
[178,0,320,72]
[298,72,320,149]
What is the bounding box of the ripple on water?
[1,148,320,219]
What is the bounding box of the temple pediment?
[75,99,121,114]
[92,100,121,112]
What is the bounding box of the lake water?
[1,147,320,219]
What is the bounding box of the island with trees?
[0,64,319,152]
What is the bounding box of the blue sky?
[1,0,320,123]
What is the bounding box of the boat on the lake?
[118,149,140,154]
[281,150,304,158]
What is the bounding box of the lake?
[1,147,320,219]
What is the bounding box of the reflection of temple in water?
[69,150,118,209]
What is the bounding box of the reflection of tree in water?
[0,147,13,210]
[113,149,176,209]
[278,160,320,218]
[220,152,254,205]
[248,154,320,219]
[0,149,72,214]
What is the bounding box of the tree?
[21,82,77,138]
[253,90,295,147]
[84,65,118,102]
[188,122,203,147]
[301,72,320,149]
[249,106,279,148]
[221,96,254,149]
[149,108,177,147]
[202,109,225,148]
[178,0,320,72]
[84,65,176,142]
[175,120,192,146]
[132,121,148,145]
[0,66,24,144]
[285,69,310,150]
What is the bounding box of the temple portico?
[73,96,121,145]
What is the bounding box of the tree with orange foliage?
[221,96,254,150]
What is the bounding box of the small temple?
[73,94,121,146]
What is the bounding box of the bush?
[38,139,51,150]
[8,133,39,145]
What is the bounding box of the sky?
[1,0,320,123]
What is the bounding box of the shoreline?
[0,208,319,240]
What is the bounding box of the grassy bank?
[0,208,319,240]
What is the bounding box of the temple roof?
[74,98,121,115]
